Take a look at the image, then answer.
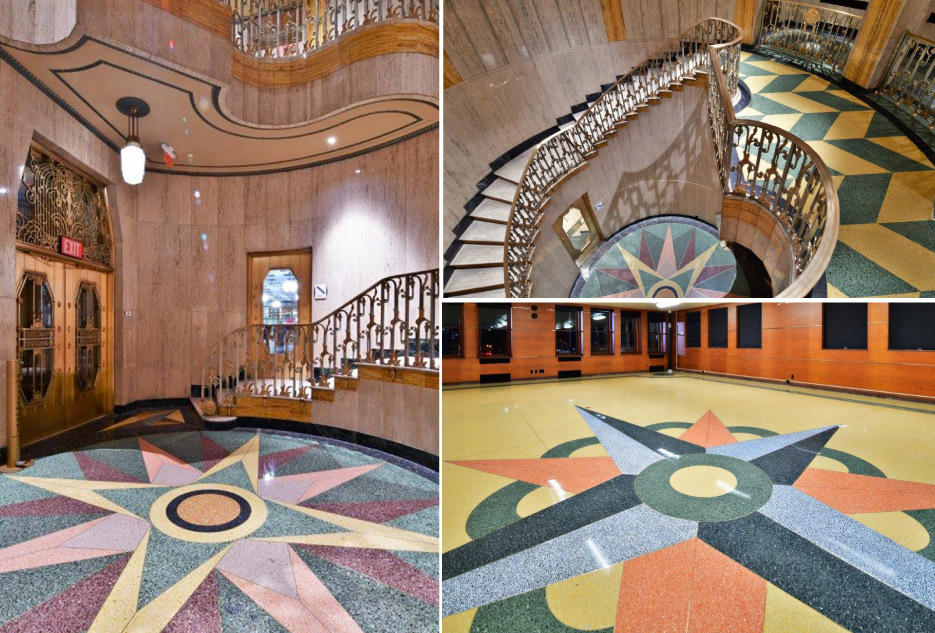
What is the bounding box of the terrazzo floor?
[739,51,935,297]
[0,429,439,632]
[442,373,935,632]
[571,217,737,299]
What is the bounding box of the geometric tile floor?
[571,217,737,298]
[739,52,935,297]
[442,374,935,632]
[0,430,439,632]
[99,409,187,433]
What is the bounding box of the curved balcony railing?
[200,269,438,414]
[229,0,439,59]
[503,18,743,297]
[878,31,935,131]
[757,0,862,75]
[707,46,839,297]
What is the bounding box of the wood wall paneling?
[676,303,935,399]
[442,303,655,384]
[844,0,908,87]
[601,0,628,41]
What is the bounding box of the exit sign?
[60,236,83,259]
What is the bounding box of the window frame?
[477,304,513,358]
[442,303,464,358]
[647,312,667,355]
[589,308,614,355]
[822,303,868,351]
[619,311,641,355]
[707,307,729,349]
[555,306,583,356]
[736,303,763,349]
[888,303,935,351]
[551,193,605,263]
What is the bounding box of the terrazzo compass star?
[0,431,439,632]
[442,408,935,632]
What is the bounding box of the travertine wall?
[528,85,722,297]
[0,36,438,445]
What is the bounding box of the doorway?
[247,249,312,326]
[15,251,114,444]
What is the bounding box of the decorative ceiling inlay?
[0,36,438,176]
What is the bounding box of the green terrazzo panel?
[789,111,842,141]
[310,475,439,504]
[0,554,124,623]
[77,446,151,482]
[249,501,347,539]
[137,531,226,609]
[760,73,811,93]
[386,506,439,537]
[836,173,894,224]
[883,221,935,251]
[296,548,438,633]
[826,242,918,296]
[747,93,801,115]
[0,475,60,506]
[97,486,172,519]
[197,461,254,490]
[825,138,933,172]
[16,451,85,480]
[865,112,902,138]
[396,551,439,579]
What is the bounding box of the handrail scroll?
[503,16,839,298]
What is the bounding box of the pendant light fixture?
[116,97,150,186]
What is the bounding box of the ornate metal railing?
[503,18,743,297]
[200,269,438,414]
[878,31,935,131]
[707,41,839,296]
[229,0,438,59]
[757,0,862,75]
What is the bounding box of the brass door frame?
[15,250,114,445]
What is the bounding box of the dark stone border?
[166,488,252,533]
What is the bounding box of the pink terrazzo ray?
[163,571,222,633]
[0,495,109,518]
[0,555,129,633]
[298,545,439,605]
[74,452,142,484]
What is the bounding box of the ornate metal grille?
[16,146,113,268]
[758,0,862,75]
[878,31,935,131]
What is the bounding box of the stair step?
[480,178,518,203]
[494,148,535,183]
[559,121,576,131]
[457,287,509,298]
[573,110,586,121]
[450,244,504,268]
[460,220,507,244]
[445,267,506,296]
[470,198,512,223]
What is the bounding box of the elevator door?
[16,251,112,444]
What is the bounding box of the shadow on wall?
[531,86,723,297]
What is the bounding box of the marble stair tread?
[445,267,506,295]
[481,178,519,203]
[470,198,512,223]
[450,244,504,268]
[459,220,507,244]
[573,110,586,121]
[494,148,536,183]
[455,287,509,298]
[559,121,576,131]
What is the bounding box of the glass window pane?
[478,306,509,330]
[556,331,579,355]
[442,327,461,357]
[262,269,300,325]
[479,329,510,356]
[75,285,102,391]
[556,308,579,330]
[442,304,462,327]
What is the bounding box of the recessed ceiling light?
[355,169,361,174]
[327,137,337,145]
[0,188,8,195]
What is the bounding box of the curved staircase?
[444,85,638,298]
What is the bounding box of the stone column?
[844,0,909,88]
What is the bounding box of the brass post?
[6,359,19,469]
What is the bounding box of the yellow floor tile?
[792,75,831,93]
[850,512,931,552]
[546,563,623,630]
[826,89,870,108]
[743,74,780,93]
[758,92,837,113]
[827,282,846,297]
[838,223,935,291]
[443,610,477,633]
[823,110,874,140]
[759,113,804,129]
[745,60,810,75]
[807,141,889,175]
[869,136,935,170]
[764,584,848,633]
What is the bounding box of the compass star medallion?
[443,408,935,632]
[0,431,439,632]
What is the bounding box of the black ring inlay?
[165,489,252,533]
